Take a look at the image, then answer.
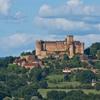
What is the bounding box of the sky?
[0,0,100,57]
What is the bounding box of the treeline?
[47,90,100,100]
[85,42,100,59]
[0,56,15,68]
[0,65,49,99]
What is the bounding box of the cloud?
[75,34,100,48]
[39,4,53,17]
[0,33,57,50]
[0,12,26,22]
[39,0,100,18]
[0,0,25,22]
[0,33,34,50]
[67,0,82,6]
[35,0,100,35]
[0,0,11,15]
[35,17,100,32]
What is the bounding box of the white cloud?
[35,17,100,32]
[75,34,100,48]
[0,33,34,49]
[14,11,25,20]
[0,0,25,21]
[0,33,57,50]
[67,0,82,7]
[36,0,100,35]
[39,0,99,17]
[39,4,52,17]
[0,0,11,15]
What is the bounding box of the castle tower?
[69,44,74,58]
[36,40,42,56]
[80,43,84,54]
[67,35,74,45]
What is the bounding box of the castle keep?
[36,35,84,59]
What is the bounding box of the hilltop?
[0,42,100,99]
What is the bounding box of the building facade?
[14,55,42,69]
[36,35,84,59]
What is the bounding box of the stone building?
[14,55,42,69]
[36,35,84,59]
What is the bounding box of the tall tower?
[36,40,42,56]
[67,35,74,45]
[69,44,74,58]
[80,43,84,54]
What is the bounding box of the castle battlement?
[36,35,84,59]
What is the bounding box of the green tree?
[39,81,48,88]
[94,61,100,69]
[90,43,100,56]
[84,48,90,55]
[64,90,88,100]
[95,83,100,90]
[97,50,100,60]
[0,56,15,68]
[69,55,82,68]
[47,91,66,100]
[76,70,96,83]
[63,54,69,61]
[30,68,43,82]
[21,52,32,56]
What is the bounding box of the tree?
[30,68,43,82]
[90,43,100,56]
[14,85,42,99]
[32,50,36,55]
[84,48,90,55]
[69,55,82,68]
[95,83,100,90]
[0,56,15,68]
[21,52,32,56]
[94,61,100,69]
[63,54,69,61]
[47,91,66,100]
[84,42,100,56]
[0,91,11,100]
[64,74,70,81]
[76,70,96,83]
[39,81,48,88]
[7,64,28,74]
[97,50,100,60]
[64,90,88,100]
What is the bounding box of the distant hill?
[84,42,100,59]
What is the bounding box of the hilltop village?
[14,35,99,70]
[14,35,85,69]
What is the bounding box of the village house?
[14,55,43,69]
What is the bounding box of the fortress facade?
[36,35,84,59]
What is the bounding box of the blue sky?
[0,0,100,57]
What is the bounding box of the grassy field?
[41,73,100,98]
[48,81,81,88]
[46,74,64,82]
[46,74,81,88]
[38,89,100,98]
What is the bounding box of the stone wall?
[36,35,84,59]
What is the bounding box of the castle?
[36,35,84,59]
